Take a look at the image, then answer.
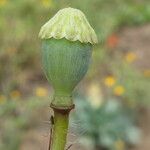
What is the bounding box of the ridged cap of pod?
[39,7,98,44]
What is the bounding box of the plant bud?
[39,7,98,109]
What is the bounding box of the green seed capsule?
[39,7,98,108]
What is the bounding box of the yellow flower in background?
[114,85,125,96]
[41,0,54,8]
[10,90,21,98]
[125,52,137,63]
[35,87,48,97]
[114,139,125,150]
[143,69,150,78]
[0,95,6,104]
[104,76,116,87]
[0,0,7,7]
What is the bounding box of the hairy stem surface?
[50,110,69,150]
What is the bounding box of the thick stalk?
[50,110,69,150]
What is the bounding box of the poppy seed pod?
[39,7,98,109]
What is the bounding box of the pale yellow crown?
[39,7,98,44]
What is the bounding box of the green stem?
[50,110,69,150]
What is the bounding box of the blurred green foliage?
[72,96,141,150]
[0,98,48,150]
[112,62,150,106]
[0,0,54,94]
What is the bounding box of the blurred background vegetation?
[0,0,150,150]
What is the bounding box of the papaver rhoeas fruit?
[39,7,98,109]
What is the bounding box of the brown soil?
[118,24,150,70]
